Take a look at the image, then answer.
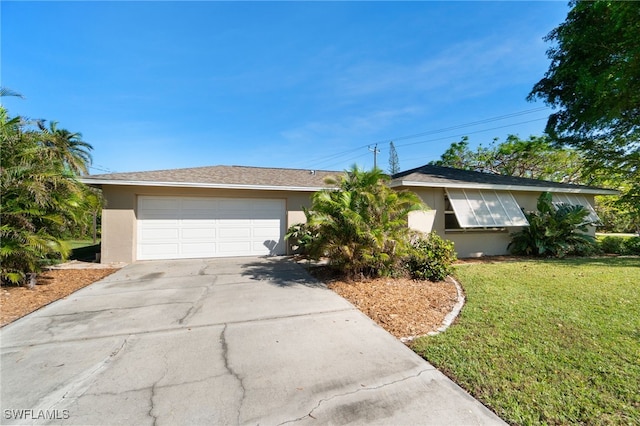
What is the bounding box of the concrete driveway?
[1,257,505,425]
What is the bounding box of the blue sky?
[1,1,570,174]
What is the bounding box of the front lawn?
[412,257,640,425]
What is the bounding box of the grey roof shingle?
[391,164,616,194]
[82,163,616,195]
[83,165,340,189]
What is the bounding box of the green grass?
[66,239,99,250]
[412,257,640,425]
[63,239,101,262]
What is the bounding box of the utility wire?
[315,116,549,170]
[297,107,550,169]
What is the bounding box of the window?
[552,193,600,224]
[444,188,529,232]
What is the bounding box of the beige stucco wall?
[407,188,597,258]
[100,185,314,263]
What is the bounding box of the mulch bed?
[1,269,118,327]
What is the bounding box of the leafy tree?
[0,102,95,285]
[508,192,596,258]
[293,165,425,278]
[431,135,585,184]
[528,0,639,231]
[388,141,400,175]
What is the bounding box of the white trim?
[79,178,328,192]
[391,179,618,195]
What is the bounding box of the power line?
[298,107,550,169]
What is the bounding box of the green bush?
[624,236,640,255]
[599,236,627,254]
[599,235,640,255]
[406,232,457,281]
[509,192,596,258]
[285,221,316,255]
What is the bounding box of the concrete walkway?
[1,257,506,425]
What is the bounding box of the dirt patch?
[1,269,118,327]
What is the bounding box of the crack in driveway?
[220,324,246,424]
[277,368,432,425]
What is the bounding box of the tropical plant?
[508,192,596,258]
[298,165,425,278]
[406,232,456,282]
[0,102,94,285]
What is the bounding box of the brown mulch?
[0,269,118,327]
[328,277,459,341]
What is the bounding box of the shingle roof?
[81,163,617,195]
[391,164,617,195]
[82,165,340,189]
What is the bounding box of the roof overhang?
[390,179,619,196]
[78,178,330,192]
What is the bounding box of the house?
[81,164,617,263]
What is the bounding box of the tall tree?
[39,121,93,175]
[431,135,585,184]
[0,103,95,285]
[388,141,400,175]
[528,0,639,228]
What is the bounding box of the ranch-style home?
[81,164,617,263]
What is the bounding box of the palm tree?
[304,165,425,278]
[1,106,89,285]
[38,121,93,175]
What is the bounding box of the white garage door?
[137,196,286,260]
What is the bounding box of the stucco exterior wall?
[407,188,598,258]
[100,185,314,263]
[100,184,601,263]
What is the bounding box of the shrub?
[285,220,316,255]
[509,192,596,258]
[406,232,457,281]
[599,236,627,254]
[624,236,640,255]
[600,235,640,255]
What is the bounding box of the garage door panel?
[219,227,251,238]
[140,228,180,240]
[181,243,216,256]
[253,227,280,237]
[139,243,180,257]
[181,228,216,240]
[218,241,252,255]
[137,196,285,260]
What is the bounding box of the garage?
[137,196,286,260]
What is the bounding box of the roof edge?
[78,178,330,192]
[390,179,619,195]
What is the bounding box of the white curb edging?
[400,276,465,343]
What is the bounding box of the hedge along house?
[81,164,617,263]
